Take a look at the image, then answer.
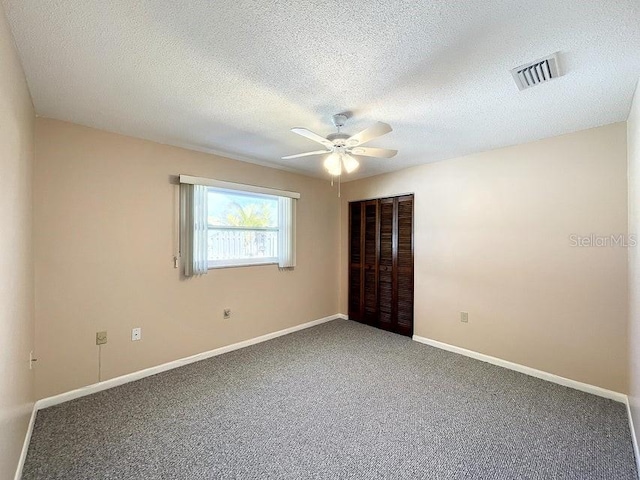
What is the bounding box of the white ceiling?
[3,1,640,181]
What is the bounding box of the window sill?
[208,260,278,270]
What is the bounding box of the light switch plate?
[460,312,469,323]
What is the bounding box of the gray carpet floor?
[23,319,637,479]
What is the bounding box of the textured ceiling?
[3,0,640,180]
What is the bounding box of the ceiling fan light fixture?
[286,115,395,181]
[324,153,342,176]
[342,154,359,173]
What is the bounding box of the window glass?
[207,188,279,266]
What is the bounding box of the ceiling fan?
[282,114,397,176]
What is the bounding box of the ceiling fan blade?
[281,150,329,160]
[291,128,334,147]
[349,147,398,158]
[346,122,392,146]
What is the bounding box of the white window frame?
[179,175,299,271]
[207,188,279,269]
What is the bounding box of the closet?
[348,194,414,336]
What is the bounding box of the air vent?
[511,53,561,91]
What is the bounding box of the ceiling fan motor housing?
[327,132,349,144]
[332,114,347,129]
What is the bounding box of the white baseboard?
[37,313,345,410]
[13,404,37,480]
[412,335,626,403]
[19,317,633,478]
[15,313,345,479]
[626,397,640,478]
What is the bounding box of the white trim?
[15,313,346,478]
[35,314,343,410]
[626,397,640,478]
[179,174,300,199]
[412,335,626,403]
[14,405,37,480]
[16,316,632,479]
[208,258,278,269]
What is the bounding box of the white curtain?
[181,184,209,277]
[278,196,296,268]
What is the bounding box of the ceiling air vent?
[511,53,561,91]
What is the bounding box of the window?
[207,188,279,268]
[180,175,298,275]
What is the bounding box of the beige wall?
[0,5,35,479]
[340,123,629,392]
[28,94,634,406]
[628,80,640,448]
[34,118,340,399]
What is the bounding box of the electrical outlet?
[223,309,231,319]
[460,312,469,323]
[96,331,107,345]
[131,327,142,341]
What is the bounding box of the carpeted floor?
[23,319,637,479]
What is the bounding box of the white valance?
[179,175,300,199]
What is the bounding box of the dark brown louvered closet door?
[395,195,414,336]
[363,200,379,325]
[378,198,394,331]
[348,202,363,321]
[348,195,414,336]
